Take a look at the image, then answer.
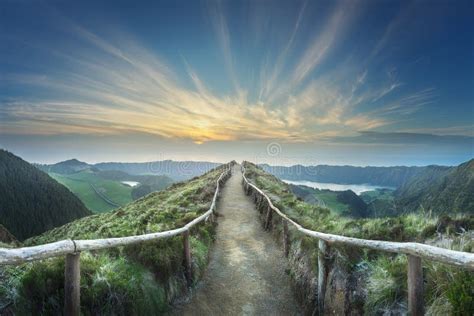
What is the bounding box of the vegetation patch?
[0,150,91,241]
[50,172,124,213]
[1,163,230,314]
[243,161,473,315]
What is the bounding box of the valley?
[265,159,474,218]
[38,159,207,213]
[50,171,132,212]
[0,152,472,315]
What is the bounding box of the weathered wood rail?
[0,165,232,316]
[241,164,474,316]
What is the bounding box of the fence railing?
[241,163,474,316]
[0,165,233,316]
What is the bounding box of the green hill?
[243,161,473,314]
[36,159,90,174]
[96,170,174,200]
[49,171,131,213]
[1,163,230,314]
[26,163,224,244]
[0,150,91,241]
[396,159,474,214]
[49,169,174,213]
[36,159,205,214]
[289,184,369,217]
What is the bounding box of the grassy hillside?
[396,159,474,214]
[360,188,395,204]
[0,150,91,241]
[1,163,230,314]
[50,171,133,213]
[27,163,224,244]
[244,161,473,314]
[289,184,369,217]
[96,170,174,200]
[49,169,174,213]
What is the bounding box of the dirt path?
[173,164,301,315]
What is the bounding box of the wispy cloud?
[258,0,307,101]
[372,82,402,102]
[1,1,448,146]
[208,0,240,93]
[290,2,348,87]
[372,88,436,116]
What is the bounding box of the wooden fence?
[0,166,232,316]
[241,164,474,316]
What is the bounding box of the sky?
[0,0,473,166]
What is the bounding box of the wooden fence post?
[408,255,424,316]
[318,240,329,316]
[265,205,273,230]
[183,230,192,286]
[64,252,80,316]
[283,220,290,257]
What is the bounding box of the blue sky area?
[0,0,473,166]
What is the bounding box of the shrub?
[14,253,168,315]
[365,255,407,314]
[445,271,474,315]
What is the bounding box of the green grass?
[243,161,473,314]
[364,255,408,314]
[313,190,348,214]
[13,253,168,315]
[50,171,133,213]
[1,163,230,314]
[27,165,224,244]
[359,188,394,204]
[246,162,444,240]
[65,170,133,205]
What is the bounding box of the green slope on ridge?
[0,150,91,241]
[243,161,473,315]
[2,162,232,314]
[396,159,474,214]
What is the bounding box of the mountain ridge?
[259,163,450,187]
[37,159,221,181]
[395,158,474,214]
[0,150,91,240]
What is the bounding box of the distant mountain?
[94,160,221,181]
[36,158,91,174]
[259,164,446,188]
[38,159,221,181]
[396,159,474,214]
[0,150,91,240]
